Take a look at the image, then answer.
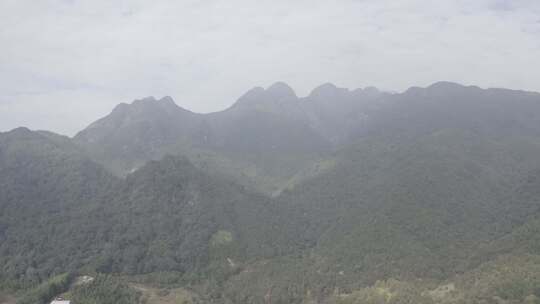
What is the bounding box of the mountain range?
[2,82,540,304]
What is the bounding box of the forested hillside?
[0,130,301,296]
[3,82,540,303]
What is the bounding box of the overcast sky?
[1,0,540,135]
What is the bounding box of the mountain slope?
[98,155,302,276]
[0,130,300,289]
[275,84,540,288]
[73,96,201,175]
[5,82,540,303]
[0,128,118,285]
[73,83,384,194]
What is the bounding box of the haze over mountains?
[72,82,386,195]
[3,82,540,304]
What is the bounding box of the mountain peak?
[7,126,33,135]
[238,86,266,100]
[2,127,46,140]
[404,82,472,96]
[159,95,176,105]
[427,81,467,91]
[0,127,56,145]
[364,86,381,94]
[402,82,483,98]
[106,96,181,119]
[132,96,157,104]
[309,83,347,99]
[232,84,296,109]
[266,82,297,99]
[119,95,191,114]
[131,95,177,106]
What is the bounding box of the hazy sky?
[1,0,540,135]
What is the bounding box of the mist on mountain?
[3,82,540,304]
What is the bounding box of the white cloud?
[1,0,539,135]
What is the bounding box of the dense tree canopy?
[2,83,540,303]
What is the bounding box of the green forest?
[2,82,540,303]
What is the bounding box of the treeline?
[69,275,141,304]
[17,273,73,304]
